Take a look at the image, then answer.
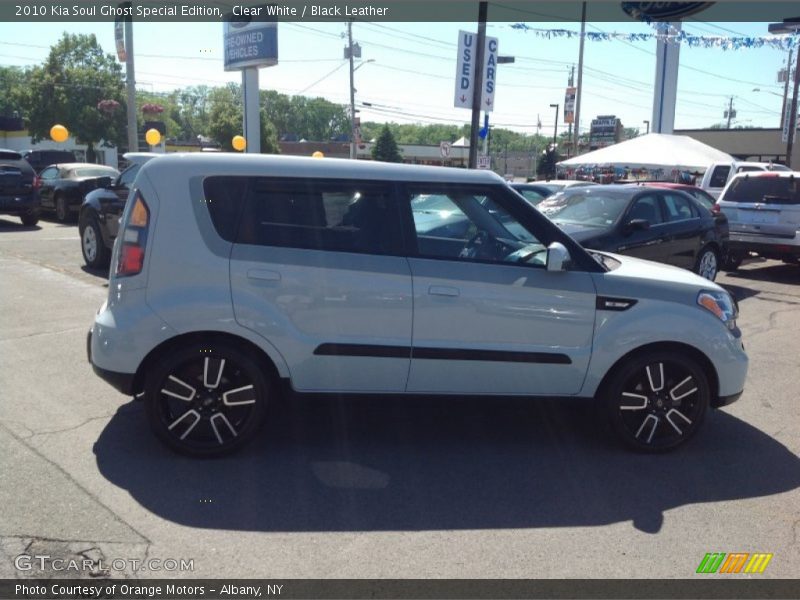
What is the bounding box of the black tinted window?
[709,166,731,188]
[204,177,403,255]
[628,195,663,224]
[0,151,22,160]
[662,193,697,221]
[723,176,800,205]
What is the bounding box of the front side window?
[709,166,731,188]
[405,185,545,266]
[627,195,664,225]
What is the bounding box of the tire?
[20,211,39,226]
[55,193,70,222]
[603,350,710,453]
[80,216,111,268]
[694,246,718,281]
[723,252,744,272]
[144,342,271,457]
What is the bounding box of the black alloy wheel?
[605,351,709,452]
[145,343,270,457]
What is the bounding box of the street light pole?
[550,103,559,148]
[468,1,488,169]
[769,19,800,167]
[781,47,794,130]
[572,1,587,156]
[347,20,356,160]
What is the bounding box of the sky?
[0,14,792,138]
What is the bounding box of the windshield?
[537,191,630,227]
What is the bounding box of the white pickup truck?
[700,161,791,199]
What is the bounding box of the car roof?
[730,170,800,180]
[50,162,118,170]
[141,152,507,184]
[122,152,159,165]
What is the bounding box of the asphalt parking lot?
[1,216,798,580]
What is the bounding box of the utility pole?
[787,45,800,167]
[572,1,587,156]
[347,20,356,160]
[781,47,794,130]
[468,1,487,169]
[567,65,574,155]
[124,14,137,152]
[726,96,735,129]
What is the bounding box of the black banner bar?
[3,579,800,600]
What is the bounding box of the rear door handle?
[429,285,459,297]
[247,269,281,282]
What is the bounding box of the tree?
[26,33,126,162]
[0,66,29,118]
[207,83,279,153]
[371,124,402,162]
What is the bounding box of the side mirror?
[625,218,650,233]
[546,241,571,272]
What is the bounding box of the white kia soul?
[88,154,748,456]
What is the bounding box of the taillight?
[115,192,149,277]
[32,176,41,190]
[710,204,721,214]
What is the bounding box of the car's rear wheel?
[694,246,718,281]
[80,216,110,268]
[604,351,709,452]
[144,342,270,457]
[55,193,70,222]
[20,211,39,226]
[723,252,744,271]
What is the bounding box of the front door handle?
[247,269,281,282]
[429,285,459,297]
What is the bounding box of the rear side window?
[708,166,731,188]
[662,193,697,221]
[723,176,800,205]
[204,177,404,255]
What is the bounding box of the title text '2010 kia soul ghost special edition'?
[88,154,748,456]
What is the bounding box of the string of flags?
[509,23,799,50]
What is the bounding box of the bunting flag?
[510,23,799,50]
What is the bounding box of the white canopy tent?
[558,133,734,172]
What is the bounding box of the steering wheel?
[459,230,492,260]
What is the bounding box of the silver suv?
[88,154,748,456]
[717,171,800,268]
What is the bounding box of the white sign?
[783,98,794,143]
[454,30,498,112]
[439,141,452,158]
[477,155,491,170]
[224,12,278,71]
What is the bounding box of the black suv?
[0,149,40,226]
[23,149,77,173]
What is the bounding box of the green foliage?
[0,66,29,118]
[262,91,350,141]
[26,33,126,161]
[207,83,279,153]
[371,124,402,162]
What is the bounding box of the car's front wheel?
[694,246,718,281]
[144,342,270,457]
[604,351,710,452]
[80,216,110,268]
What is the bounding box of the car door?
[38,166,59,209]
[226,176,413,393]
[400,182,597,396]
[616,193,675,263]
[660,191,704,269]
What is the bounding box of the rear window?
[708,166,731,188]
[722,176,800,205]
[0,151,22,161]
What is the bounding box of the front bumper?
[712,390,743,408]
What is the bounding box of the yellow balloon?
[312,151,324,158]
[232,135,246,151]
[50,124,69,143]
[145,128,161,146]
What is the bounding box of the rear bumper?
[87,328,135,396]
[728,230,800,256]
[0,193,40,215]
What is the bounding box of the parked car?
[716,171,800,268]
[38,163,120,222]
[632,182,730,265]
[22,149,77,174]
[700,160,790,199]
[79,153,158,268]
[537,185,725,280]
[511,180,597,206]
[0,148,40,226]
[88,154,747,456]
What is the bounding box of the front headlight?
[697,290,738,331]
